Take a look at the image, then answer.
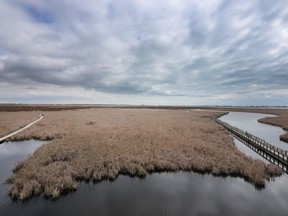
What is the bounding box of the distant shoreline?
[0,103,287,111]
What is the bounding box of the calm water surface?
[0,140,45,208]
[220,112,288,162]
[0,112,288,216]
[220,112,287,150]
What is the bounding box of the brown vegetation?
[0,112,40,137]
[2,108,282,200]
[258,116,288,143]
[1,104,287,142]
[0,104,95,112]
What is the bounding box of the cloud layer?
[0,0,287,105]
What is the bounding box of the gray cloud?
[0,0,287,105]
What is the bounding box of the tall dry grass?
[258,116,288,142]
[3,108,282,200]
[0,112,39,137]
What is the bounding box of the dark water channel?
[1,112,288,216]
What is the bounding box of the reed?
[2,108,282,200]
[0,111,38,137]
[258,116,288,142]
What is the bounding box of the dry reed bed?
[0,112,40,138]
[4,109,282,200]
[258,116,288,142]
[1,105,287,142]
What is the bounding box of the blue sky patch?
[22,4,54,24]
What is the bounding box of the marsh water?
[220,112,288,150]
[0,112,288,216]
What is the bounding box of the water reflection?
[220,112,288,171]
[232,138,267,162]
[0,123,288,215]
[0,140,45,208]
[1,171,288,216]
[220,112,288,150]
[0,140,44,158]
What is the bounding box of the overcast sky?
[0,0,287,105]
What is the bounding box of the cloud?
[0,0,287,105]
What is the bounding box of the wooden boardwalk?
[0,114,43,144]
[215,113,288,173]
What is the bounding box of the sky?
[0,0,287,106]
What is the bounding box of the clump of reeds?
[4,108,283,200]
[258,116,288,143]
[0,112,39,137]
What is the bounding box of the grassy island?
[0,107,282,200]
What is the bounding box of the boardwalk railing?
[214,113,288,172]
